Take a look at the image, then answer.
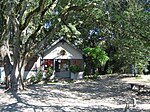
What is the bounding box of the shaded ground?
[0,74,150,112]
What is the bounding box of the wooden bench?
[129,83,145,91]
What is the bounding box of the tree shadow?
[0,90,124,112]
[1,75,150,112]
[0,91,67,112]
[137,90,150,96]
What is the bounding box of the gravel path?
[0,75,150,112]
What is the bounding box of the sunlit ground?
[0,74,150,112]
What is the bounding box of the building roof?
[42,37,83,59]
[46,37,82,53]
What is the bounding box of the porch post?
[42,58,44,71]
[69,59,71,78]
[53,59,56,78]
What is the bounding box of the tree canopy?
[0,0,149,90]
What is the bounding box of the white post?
[41,59,44,71]
[53,59,56,78]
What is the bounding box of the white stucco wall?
[24,71,37,80]
[0,39,83,81]
[36,57,41,70]
[0,67,5,82]
[24,58,41,79]
[43,42,83,59]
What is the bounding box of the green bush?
[46,67,53,79]
[69,65,81,74]
[107,67,113,74]
[93,73,99,80]
[30,75,36,83]
[36,71,43,82]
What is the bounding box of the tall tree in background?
[0,0,97,91]
[0,0,149,91]
[84,47,109,75]
[106,0,150,74]
[80,0,150,74]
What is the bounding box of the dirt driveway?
[0,74,150,112]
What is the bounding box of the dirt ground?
[0,74,150,112]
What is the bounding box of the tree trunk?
[10,61,18,91]
[103,61,109,74]
[10,58,27,91]
[133,63,137,77]
[98,67,105,75]
[18,61,26,90]
[3,55,12,89]
[18,68,25,90]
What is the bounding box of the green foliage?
[69,65,81,74]
[30,75,36,83]
[88,0,150,74]
[35,71,43,82]
[46,67,53,79]
[1,0,150,84]
[84,47,109,66]
[30,71,45,83]
[107,67,113,74]
[93,73,99,80]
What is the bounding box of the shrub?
[30,75,36,83]
[69,65,81,74]
[45,67,53,79]
[36,71,43,82]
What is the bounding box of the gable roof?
[45,37,82,54]
[42,37,83,59]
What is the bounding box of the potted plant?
[69,65,81,79]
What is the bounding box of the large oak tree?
[0,0,98,91]
[0,0,149,91]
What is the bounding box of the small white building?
[24,37,84,79]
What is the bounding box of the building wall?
[56,71,70,78]
[43,42,83,59]
[0,67,5,82]
[0,39,84,80]
[40,40,84,79]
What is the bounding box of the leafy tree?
[0,0,99,91]
[0,0,61,90]
[0,0,149,91]
[108,0,150,75]
[84,47,109,75]
[90,0,150,75]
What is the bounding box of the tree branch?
[20,0,45,30]
[15,0,26,14]
[26,27,58,58]
[41,0,57,18]
[18,1,27,22]
[61,3,96,18]
[24,0,58,43]
[61,19,77,37]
